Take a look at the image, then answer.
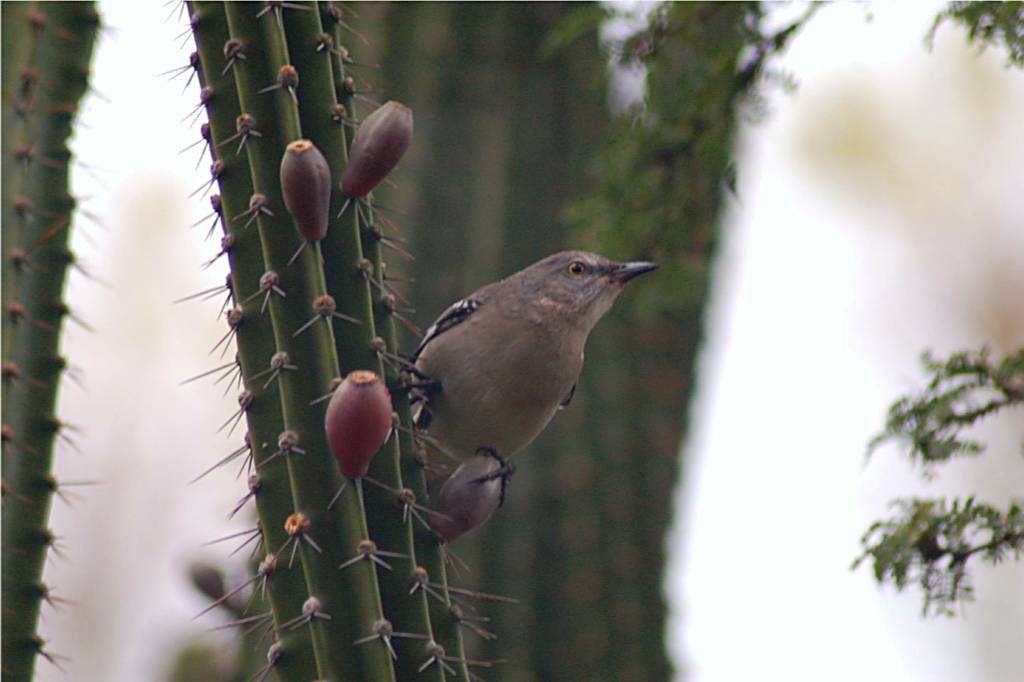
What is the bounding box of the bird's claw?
[401,366,441,398]
[404,379,441,393]
[472,447,515,507]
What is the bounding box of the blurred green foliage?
[869,349,1024,472]
[567,2,820,317]
[164,560,266,682]
[930,1,1024,67]
[855,2,1024,621]
[855,497,1023,617]
[166,642,237,682]
[856,348,1024,616]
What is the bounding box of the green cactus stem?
[1,1,42,362]
[364,215,474,682]
[190,3,395,679]
[0,3,99,680]
[187,3,318,679]
[282,7,451,679]
[322,8,473,680]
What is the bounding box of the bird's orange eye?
[567,261,586,276]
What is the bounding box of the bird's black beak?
[610,261,658,284]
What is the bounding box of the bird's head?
[520,250,658,331]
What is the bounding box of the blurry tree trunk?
[373,4,617,680]
[363,2,755,679]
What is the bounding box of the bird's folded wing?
[411,297,481,361]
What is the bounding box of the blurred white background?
[35,1,1023,681]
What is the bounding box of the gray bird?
[409,250,657,482]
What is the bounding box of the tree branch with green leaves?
[855,348,1024,617]
[929,1,1024,68]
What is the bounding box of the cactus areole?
[340,100,413,198]
[280,139,331,241]
[325,370,393,478]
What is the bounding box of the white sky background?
[33,1,1023,681]
[671,3,1024,682]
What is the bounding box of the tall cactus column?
[189,2,392,680]
[279,7,459,680]
[184,2,477,680]
[1,3,99,680]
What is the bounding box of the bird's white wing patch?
[412,297,481,361]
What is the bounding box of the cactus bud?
[340,100,413,198]
[188,562,226,603]
[427,456,502,542]
[324,370,392,478]
[280,139,332,241]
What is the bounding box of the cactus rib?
[323,10,473,679]
[1,1,42,364]
[282,7,449,680]
[187,3,319,679]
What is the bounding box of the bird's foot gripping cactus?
[1,3,100,679]
[184,3,472,680]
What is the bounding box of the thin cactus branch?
[323,9,473,680]
[364,202,473,682]
[1,3,99,680]
[282,7,445,680]
[1,1,42,361]
[187,3,318,679]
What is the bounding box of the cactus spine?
[187,3,470,680]
[1,3,99,679]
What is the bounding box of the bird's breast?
[416,318,583,459]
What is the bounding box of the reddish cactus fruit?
[340,100,413,198]
[324,370,393,479]
[280,139,331,241]
[427,456,503,543]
